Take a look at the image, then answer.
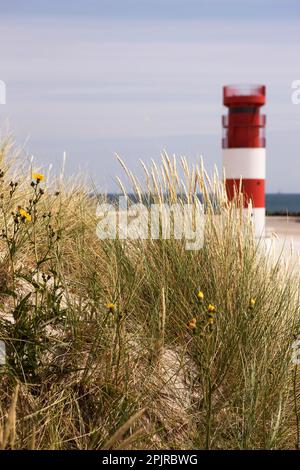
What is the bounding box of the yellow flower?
[19,209,31,222]
[197,290,204,300]
[32,172,45,182]
[106,302,115,313]
[208,316,214,325]
[208,304,216,313]
[187,317,197,330]
[250,298,256,309]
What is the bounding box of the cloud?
[0,14,299,191]
[2,0,300,20]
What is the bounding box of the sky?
[0,0,299,192]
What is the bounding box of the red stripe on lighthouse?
[225,178,265,208]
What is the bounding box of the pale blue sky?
[0,0,299,191]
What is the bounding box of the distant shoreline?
[266,212,300,216]
[102,193,300,216]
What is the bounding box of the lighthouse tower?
[222,84,266,237]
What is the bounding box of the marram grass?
[0,141,300,449]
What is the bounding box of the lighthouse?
[222,84,266,237]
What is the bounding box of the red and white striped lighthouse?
[222,84,266,237]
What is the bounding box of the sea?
[266,194,300,215]
[105,193,300,215]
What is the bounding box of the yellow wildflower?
[32,172,45,182]
[208,304,216,313]
[19,209,31,222]
[197,290,204,300]
[250,298,256,309]
[187,317,197,330]
[106,302,115,313]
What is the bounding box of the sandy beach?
[267,216,300,238]
[266,216,300,265]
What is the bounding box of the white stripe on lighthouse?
[243,207,265,238]
[223,148,266,179]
